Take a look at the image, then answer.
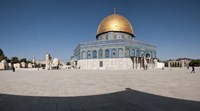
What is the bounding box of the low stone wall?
[78,58,135,70]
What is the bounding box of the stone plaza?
[0,68,199,111]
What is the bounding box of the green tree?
[66,62,71,65]
[27,60,32,63]
[0,49,4,56]
[11,57,19,64]
[189,60,200,67]
[164,61,168,67]
[20,58,27,63]
[0,48,8,62]
[7,59,11,63]
[0,56,8,62]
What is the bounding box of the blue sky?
[0,0,200,61]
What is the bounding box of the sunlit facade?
[72,13,157,70]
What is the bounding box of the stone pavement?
[0,68,200,111]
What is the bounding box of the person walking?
[191,66,195,73]
[12,63,15,72]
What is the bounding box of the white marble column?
[181,61,184,67]
[136,57,138,69]
[168,62,171,68]
[133,57,136,69]
[141,58,142,69]
[153,59,158,68]
[150,59,152,68]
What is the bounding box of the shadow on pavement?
[0,88,199,111]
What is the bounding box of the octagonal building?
[71,13,157,70]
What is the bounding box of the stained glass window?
[105,49,110,58]
[99,49,103,58]
[125,48,130,57]
[112,49,116,58]
[87,51,91,59]
[131,49,135,56]
[93,50,97,58]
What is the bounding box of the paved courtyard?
[0,68,200,111]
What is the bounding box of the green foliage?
[0,48,8,62]
[0,49,4,56]
[11,57,19,63]
[0,56,8,62]
[189,60,200,67]
[164,61,168,67]
[7,59,11,63]
[66,62,71,65]
[27,60,32,63]
[20,58,27,63]
[176,58,191,61]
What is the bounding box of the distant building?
[168,59,191,68]
[0,60,9,70]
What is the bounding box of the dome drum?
[97,32,133,40]
[96,31,134,40]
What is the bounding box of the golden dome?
[96,14,135,37]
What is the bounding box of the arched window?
[121,34,124,39]
[152,52,155,58]
[105,35,108,40]
[150,52,153,58]
[146,53,150,58]
[131,49,135,56]
[87,51,91,59]
[105,49,110,58]
[140,52,145,57]
[92,50,97,58]
[136,50,140,57]
[111,49,116,58]
[125,48,130,57]
[118,48,123,57]
[99,49,103,58]
[82,51,86,59]
[113,34,117,39]
[99,36,102,40]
